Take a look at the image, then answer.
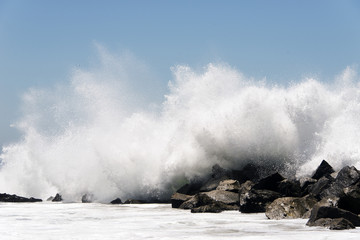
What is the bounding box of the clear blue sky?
[0,0,360,146]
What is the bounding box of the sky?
[0,0,360,146]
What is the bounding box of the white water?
[0,203,358,240]
[1,48,360,202]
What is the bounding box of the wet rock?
[230,163,261,183]
[203,190,239,205]
[199,177,227,192]
[307,206,360,227]
[312,160,335,180]
[110,198,122,204]
[309,218,355,230]
[191,203,223,213]
[171,193,192,208]
[124,199,144,204]
[216,179,241,192]
[190,201,238,213]
[308,176,333,199]
[253,172,284,192]
[239,189,282,213]
[52,193,62,202]
[179,193,216,209]
[46,196,54,201]
[337,182,360,214]
[176,177,204,196]
[277,179,302,197]
[0,193,42,202]
[321,166,360,198]
[265,195,317,220]
[299,177,317,196]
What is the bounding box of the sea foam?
[1,50,360,202]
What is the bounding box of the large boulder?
[253,172,285,192]
[230,163,262,183]
[312,160,335,180]
[171,193,192,208]
[337,182,360,214]
[308,218,355,230]
[216,179,241,192]
[179,193,215,209]
[265,195,317,220]
[277,179,302,197]
[239,189,282,213]
[0,193,42,202]
[321,166,360,198]
[308,176,333,199]
[203,190,239,205]
[307,206,360,227]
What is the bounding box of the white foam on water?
[0,203,358,240]
[1,47,360,201]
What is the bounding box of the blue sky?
[0,0,360,146]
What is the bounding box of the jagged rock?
[309,218,355,230]
[110,198,122,204]
[216,179,241,192]
[0,193,42,202]
[199,177,227,192]
[253,172,284,192]
[81,194,93,203]
[299,177,317,196]
[337,182,360,214]
[203,190,239,205]
[265,195,317,220]
[308,176,333,199]
[124,199,143,204]
[312,160,335,180]
[314,197,339,208]
[179,193,215,209]
[239,189,282,213]
[307,206,360,227]
[230,163,261,183]
[277,179,302,197]
[171,193,192,208]
[176,177,204,196]
[52,193,62,202]
[321,166,360,198]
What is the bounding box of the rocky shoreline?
[1,160,360,230]
[171,160,360,230]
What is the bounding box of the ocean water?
[0,203,359,240]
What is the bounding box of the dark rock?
[176,177,204,196]
[190,201,239,213]
[230,163,261,183]
[321,166,360,198]
[312,160,335,180]
[277,179,302,197]
[110,198,122,204]
[253,172,285,192]
[216,179,241,192]
[191,203,223,213]
[337,182,360,214]
[309,218,355,230]
[171,193,192,208]
[203,190,239,205]
[307,206,360,227]
[308,176,333,199]
[211,164,230,179]
[299,177,317,196]
[81,194,93,203]
[265,195,317,220]
[52,193,62,202]
[0,193,42,202]
[199,177,227,192]
[179,193,215,209]
[239,189,282,213]
[46,196,54,201]
[124,199,144,204]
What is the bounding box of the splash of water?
[0,50,360,202]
